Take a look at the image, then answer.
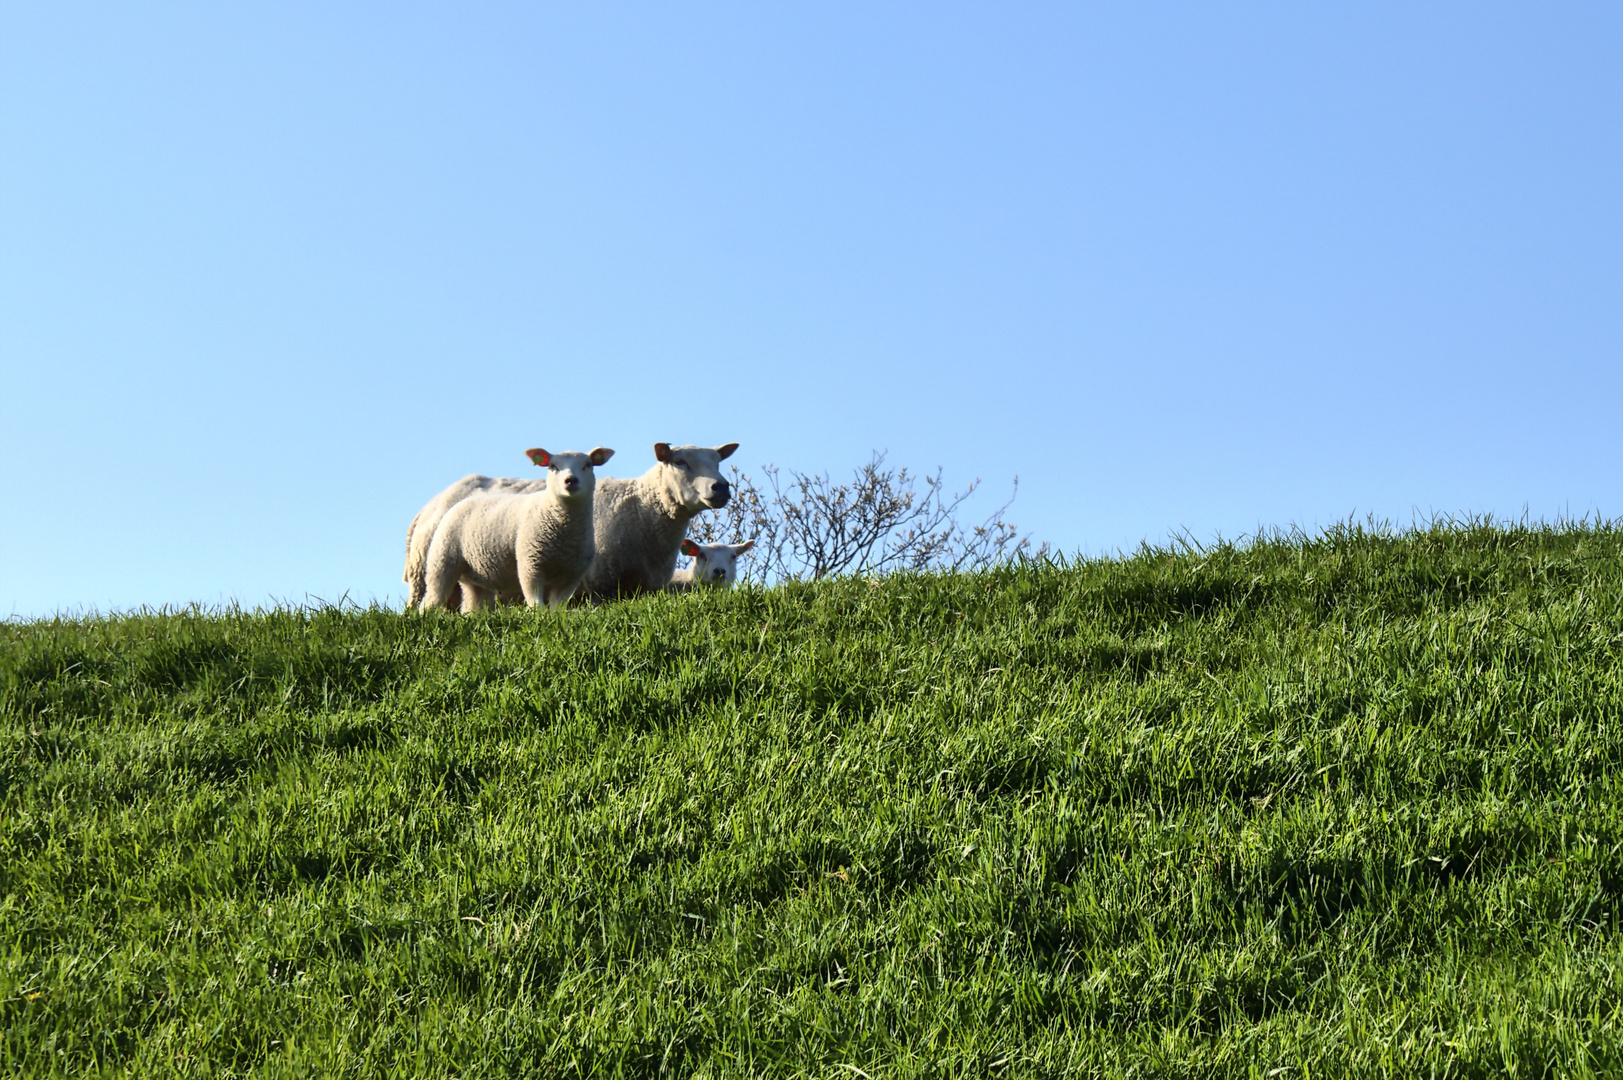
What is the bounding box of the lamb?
[577,442,738,600]
[404,473,546,608]
[419,447,614,611]
[670,538,756,589]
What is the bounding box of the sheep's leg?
[519,570,547,608]
[410,567,454,609]
[422,558,460,611]
[544,581,580,609]
[460,581,490,612]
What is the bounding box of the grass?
[4,518,1623,1078]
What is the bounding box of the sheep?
[404,473,546,608]
[577,442,739,600]
[670,538,756,589]
[419,447,614,611]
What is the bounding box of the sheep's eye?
[673,459,687,468]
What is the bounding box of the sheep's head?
[527,446,614,502]
[679,537,755,587]
[653,442,738,514]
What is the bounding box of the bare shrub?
[684,451,1046,585]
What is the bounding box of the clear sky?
[3,3,1620,618]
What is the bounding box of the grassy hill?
[4,521,1622,1078]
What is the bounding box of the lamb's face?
[526,446,615,502]
[680,538,755,587]
[654,442,738,513]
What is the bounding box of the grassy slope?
[3,522,1623,1078]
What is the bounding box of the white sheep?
[578,442,739,600]
[419,447,613,611]
[404,473,545,608]
[670,538,756,589]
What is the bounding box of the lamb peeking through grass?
[419,447,613,611]
[671,538,755,589]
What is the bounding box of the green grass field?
[4,520,1623,1077]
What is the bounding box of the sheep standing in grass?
[578,442,738,600]
[670,538,755,590]
[419,447,614,611]
[404,473,545,608]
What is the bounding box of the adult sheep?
[420,447,614,611]
[670,538,756,590]
[580,442,738,600]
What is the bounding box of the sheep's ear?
[733,540,755,555]
[680,538,700,557]
[716,442,739,460]
[526,448,551,467]
[654,442,673,463]
[589,447,615,466]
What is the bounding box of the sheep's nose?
[563,476,580,492]
[713,480,730,497]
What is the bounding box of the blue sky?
[3,3,1619,617]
